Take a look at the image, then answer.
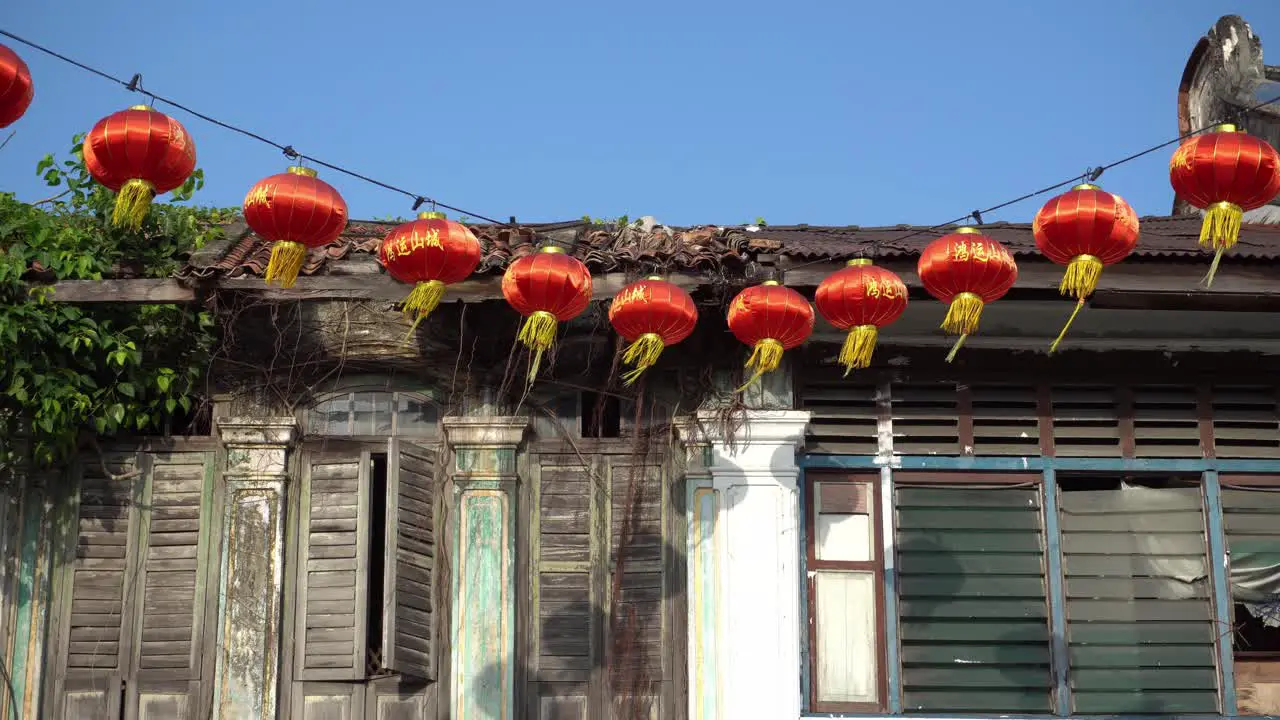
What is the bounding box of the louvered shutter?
[295,449,371,681]
[891,385,961,455]
[1051,386,1123,457]
[382,438,437,680]
[53,453,140,719]
[529,453,598,719]
[1131,386,1203,457]
[605,456,668,718]
[799,376,880,455]
[128,451,217,717]
[895,482,1053,713]
[1212,386,1280,457]
[970,385,1041,455]
[1059,481,1219,714]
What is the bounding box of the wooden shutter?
[53,452,141,719]
[799,376,880,455]
[1131,386,1203,457]
[892,384,961,455]
[895,481,1052,713]
[295,449,371,681]
[0,476,21,665]
[969,385,1040,456]
[1059,481,1218,714]
[1051,386,1122,457]
[529,453,597,719]
[128,451,218,717]
[1212,386,1280,458]
[606,456,667,718]
[382,438,437,680]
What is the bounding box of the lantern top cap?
[128,104,154,112]
[847,258,873,267]
[645,275,664,281]
[1072,183,1100,192]
[418,211,446,220]
[762,280,780,286]
[1216,123,1239,133]
[539,245,565,254]
[287,166,318,178]
[954,227,981,235]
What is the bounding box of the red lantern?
[608,276,698,385]
[726,280,814,389]
[1170,123,1280,285]
[814,258,908,375]
[1034,183,1140,353]
[379,211,482,332]
[0,43,33,129]
[501,246,593,380]
[243,166,349,288]
[83,105,196,230]
[917,227,1018,362]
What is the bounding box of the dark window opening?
[367,453,388,674]
[1057,475,1199,492]
[1234,603,1280,655]
[581,391,621,438]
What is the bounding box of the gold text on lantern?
[615,286,652,306]
[952,240,970,262]
[971,242,991,263]
[1171,143,1195,173]
[245,184,274,209]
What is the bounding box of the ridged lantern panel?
[814,259,908,374]
[607,276,698,385]
[501,246,593,381]
[726,281,814,389]
[243,166,349,288]
[83,105,196,229]
[0,43,33,128]
[1169,124,1280,285]
[379,211,482,331]
[917,227,1017,362]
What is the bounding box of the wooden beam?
[38,278,196,303]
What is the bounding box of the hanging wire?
[4,26,1280,260]
[0,27,570,246]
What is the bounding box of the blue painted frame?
[798,454,1268,720]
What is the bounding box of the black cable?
[0,27,555,242]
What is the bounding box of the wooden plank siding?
[800,373,1280,460]
[527,443,683,720]
[47,450,221,719]
[894,479,1053,714]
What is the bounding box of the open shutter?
[382,438,437,680]
[128,452,218,717]
[53,453,141,719]
[529,453,599,719]
[295,449,371,681]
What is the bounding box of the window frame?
[301,386,441,439]
[1219,473,1280,661]
[805,470,887,714]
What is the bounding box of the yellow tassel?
[111,178,156,230]
[944,334,968,364]
[1200,201,1242,288]
[838,325,878,376]
[264,241,308,289]
[518,310,559,382]
[941,292,984,336]
[401,280,446,340]
[1049,299,1087,355]
[1060,255,1103,300]
[736,338,784,392]
[620,332,665,386]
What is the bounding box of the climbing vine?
[0,135,234,468]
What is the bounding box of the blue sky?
[4,2,1280,227]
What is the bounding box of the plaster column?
[211,418,298,720]
[442,417,529,720]
[681,409,811,720]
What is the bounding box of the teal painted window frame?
[798,455,1269,720]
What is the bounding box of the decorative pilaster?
[211,418,298,720]
[680,410,811,720]
[442,417,529,720]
